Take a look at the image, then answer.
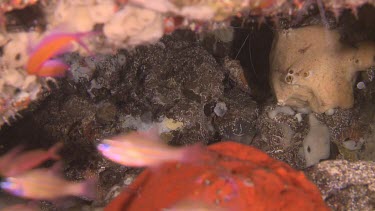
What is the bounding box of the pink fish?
[26,31,97,77]
[97,129,205,167]
[0,168,97,200]
[0,142,63,177]
[0,145,25,173]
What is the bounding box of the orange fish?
[26,31,96,77]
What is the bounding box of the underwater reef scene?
[0,0,374,210]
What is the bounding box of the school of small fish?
[0,143,86,200]
[0,129,209,208]
[0,142,62,177]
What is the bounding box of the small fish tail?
[76,177,98,200]
[180,143,207,164]
[75,30,102,38]
[0,145,25,174]
[74,31,102,55]
[48,142,63,160]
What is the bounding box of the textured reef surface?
[0,1,375,210]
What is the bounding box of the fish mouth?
[97,142,111,152]
[0,177,24,196]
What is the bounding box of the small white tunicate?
[296,107,311,114]
[214,102,227,117]
[357,81,366,90]
[268,106,295,119]
[324,109,335,116]
[294,113,303,122]
[343,138,365,151]
[117,54,127,66]
[124,177,134,185]
[277,100,285,106]
[303,114,330,167]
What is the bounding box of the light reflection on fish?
[97,130,205,167]
[0,168,96,200]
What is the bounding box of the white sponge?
[303,114,330,167]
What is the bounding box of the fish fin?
[37,59,69,77]
[0,145,25,165]
[110,127,162,144]
[77,177,98,201]
[75,39,93,55]
[148,164,164,174]
[0,145,25,176]
[140,126,162,142]
[74,31,102,56]
[49,161,64,175]
[181,143,207,164]
[48,142,63,160]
